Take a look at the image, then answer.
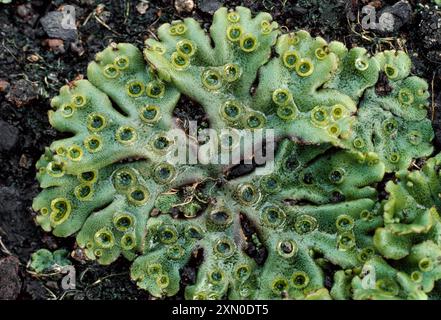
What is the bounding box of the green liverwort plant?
[33,6,441,299]
[29,249,71,274]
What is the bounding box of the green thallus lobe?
[33,6,439,300]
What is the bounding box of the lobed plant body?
[32,6,441,299]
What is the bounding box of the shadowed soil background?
[0,0,440,300]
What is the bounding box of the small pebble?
[5,79,39,108]
[198,0,222,14]
[27,54,40,63]
[40,9,78,41]
[136,1,150,15]
[175,0,195,13]
[0,256,21,300]
[70,40,85,56]
[0,79,10,93]
[19,154,31,169]
[16,3,36,23]
[42,38,65,54]
[377,0,412,33]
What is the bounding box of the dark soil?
[0,0,440,300]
